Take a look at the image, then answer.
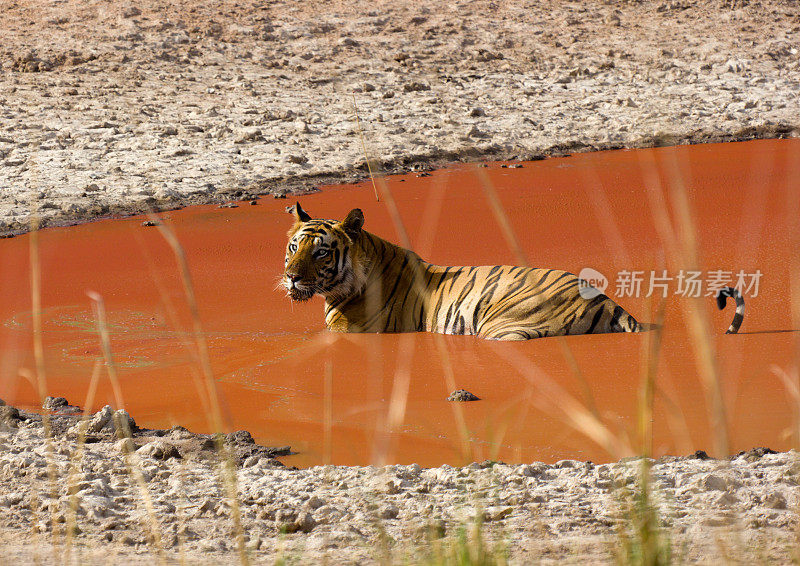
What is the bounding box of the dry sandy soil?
[0,399,798,564]
[0,0,798,236]
[1,0,800,563]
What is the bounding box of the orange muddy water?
[1,139,798,467]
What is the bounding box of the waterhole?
[0,139,797,467]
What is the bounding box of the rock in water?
[447,389,480,402]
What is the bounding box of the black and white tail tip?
[715,286,745,334]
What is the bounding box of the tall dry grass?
[11,136,799,565]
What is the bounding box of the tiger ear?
[286,202,312,223]
[341,208,364,237]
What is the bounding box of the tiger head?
[282,202,366,302]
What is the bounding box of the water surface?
[0,139,797,467]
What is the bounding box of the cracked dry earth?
[0,0,798,234]
[0,401,799,564]
[2,1,800,563]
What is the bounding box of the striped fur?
[282,203,641,340]
[282,204,744,340]
[716,286,745,334]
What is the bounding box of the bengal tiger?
[281,203,745,340]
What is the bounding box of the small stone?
[226,430,255,445]
[701,474,728,492]
[486,506,513,521]
[306,496,325,510]
[294,120,310,133]
[403,81,430,92]
[297,511,316,533]
[447,389,480,402]
[42,396,79,413]
[725,59,748,74]
[236,127,263,143]
[467,125,488,138]
[470,107,485,117]
[736,447,777,462]
[416,520,446,540]
[169,425,194,440]
[0,493,25,508]
[115,437,136,453]
[379,504,399,520]
[112,409,137,434]
[195,499,215,517]
[137,440,181,460]
[86,406,113,432]
[43,396,68,410]
[765,493,787,510]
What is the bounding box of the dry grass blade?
[375,175,412,249]
[642,148,729,458]
[580,158,632,268]
[146,216,223,433]
[87,290,167,564]
[64,358,103,562]
[638,296,667,458]
[375,333,416,466]
[86,291,125,410]
[492,344,633,460]
[662,148,729,458]
[352,94,380,202]
[147,212,250,566]
[474,165,528,267]
[133,228,214,422]
[557,337,602,422]
[324,359,333,465]
[28,214,60,552]
[772,365,800,448]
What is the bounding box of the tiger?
[281,203,745,340]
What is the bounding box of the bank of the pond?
[0,400,797,564]
[1,0,799,235]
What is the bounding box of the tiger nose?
[287,273,302,284]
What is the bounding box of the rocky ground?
[0,0,798,235]
[2,0,800,563]
[0,398,798,564]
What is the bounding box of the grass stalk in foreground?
[64,358,103,563]
[87,290,167,564]
[27,213,62,557]
[352,94,380,202]
[641,149,729,458]
[149,213,250,566]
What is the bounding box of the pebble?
[447,389,480,402]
